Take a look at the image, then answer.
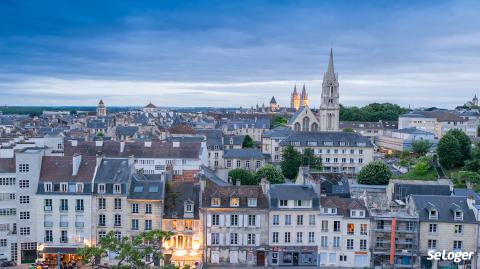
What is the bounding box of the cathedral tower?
[300,84,308,107]
[290,84,300,110]
[97,99,106,117]
[318,49,340,131]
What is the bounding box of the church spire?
[327,48,335,75]
[293,84,298,94]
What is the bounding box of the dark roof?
[94,158,132,184]
[288,106,310,125]
[392,183,451,201]
[401,111,466,122]
[320,196,369,217]
[145,102,157,108]
[411,195,477,223]
[203,179,268,209]
[310,172,350,197]
[163,182,200,219]
[395,127,434,135]
[280,131,374,147]
[269,183,320,210]
[116,126,139,137]
[223,135,245,146]
[262,126,293,139]
[127,174,164,200]
[270,96,277,104]
[40,156,96,183]
[223,148,265,159]
[339,121,398,130]
[0,158,15,173]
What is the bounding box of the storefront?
[163,249,202,269]
[269,246,318,266]
[37,247,81,267]
[420,256,472,269]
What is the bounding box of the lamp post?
[57,251,61,269]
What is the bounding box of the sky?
[0,0,479,108]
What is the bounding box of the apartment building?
[223,149,266,173]
[35,154,96,265]
[261,126,292,163]
[202,179,269,266]
[399,111,468,138]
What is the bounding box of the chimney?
[236,179,241,186]
[71,140,78,147]
[260,177,270,195]
[120,141,125,153]
[128,155,135,172]
[173,141,180,148]
[144,141,152,147]
[95,140,103,147]
[72,154,82,176]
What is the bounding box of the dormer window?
[429,209,438,220]
[60,183,68,192]
[454,210,463,221]
[76,183,83,193]
[279,200,288,207]
[98,184,106,194]
[248,198,257,207]
[211,197,221,207]
[185,203,193,213]
[113,184,121,194]
[44,183,52,192]
[230,197,239,207]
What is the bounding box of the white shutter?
[226,214,231,227]
[207,233,211,245]
[255,234,260,246]
[238,214,243,227]
[219,233,225,246]
[219,214,225,227]
[226,233,230,246]
[256,215,261,227]
[243,233,248,245]
[244,215,249,227]
[207,214,212,227]
[238,233,243,246]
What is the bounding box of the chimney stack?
[72,154,82,176]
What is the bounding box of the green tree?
[414,160,431,175]
[357,161,392,185]
[228,168,256,185]
[96,131,104,137]
[411,140,432,156]
[302,148,322,170]
[342,127,354,132]
[340,103,409,122]
[464,159,480,173]
[270,116,288,129]
[437,133,463,169]
[242,135,255,148]
[254,164,285,184]
[280,145,302,179]
[446,129,471,160]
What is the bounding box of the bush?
[437,133,463,169]
[357,161,392,185]
[464,159,480,173]
[228,169,256,185]
[414,161,431,175]
[254,164,285,184]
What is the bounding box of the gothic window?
[302,117,310,132]
[311,123,318,132]
[294,122,301,132]
[328,114,333,130]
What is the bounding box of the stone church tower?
[300,84,308,107]
[318,49,340,131]
[96,99,106,117]
[290,84,300,110]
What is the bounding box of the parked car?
[0,260,16,267]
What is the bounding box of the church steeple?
[300,84,308,107]
[327,48,335,75]
[290,84,300,111]
[319,48,340,132]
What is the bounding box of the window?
[226,160,232,168]
[60,199,68,211]
[98,198,106,210]
[454,224,463,234]
[113,184,121,194]
[309,215,315,225]
[284,232,291,243]
[186,203,193,212]
[248,215,256,226]
[98,215,106,226]
[98,231,106,240]
[230,197,239,207]
[272,232,279,243]
[20,211,30,220]
[20,195,29,204]
[321,236,327,247]
[18,164,29,172]
[230,233,238,245]
[60,183,68,192]
[132,203,139,213]
[44,199,52,211]
[272,252,279,265]
[185,220,193,231]
[211,233,219,245]
[19,180,29,188]
[45,230,53,242]
[279,200,288,207]
[428,239,437,249]
[340,255,347,262]
[236,160,241,168]
[60,231,68,243]
[347,223,355,235]
[114,231,121,240]
[212,214,220,226]
[145,220,152,230]
[347,239,354,250]
[76,199,84,211]
[333,236,340,248]
[145,204,152,214]
[453,240,463,250]
[76,183,83,193]
[211,197,220,207]
[429,209,438,219]
[297,215,304,225]
[376,220,385,230]
[98,184,106,194]
[333,221,340,232]
[360,239,367,250]
[230,215,238,226]
[248,198,257,207]
[285,215,291,225]
[20,227,30,235]
[321,220,328,232]
[296,232,303,243]
[247,233,256,245]
[272,215,279,225]
[429,223,437,233]
[114,198,122,209]
[308,232,315,243]
[256,160,261,168]
[0,177,15,185]
[44,183,52,192]
[455,210,463,220]
[114,214,121,227]
[132,219,138,231]
[360,224,368,235]
[406,221,414,231]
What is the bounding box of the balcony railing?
[44,221,53,227]
[59,221,69,227]
[75,222,84,228]
[44,206,52,211]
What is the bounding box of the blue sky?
[0,0,479,108]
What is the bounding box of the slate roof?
[163,182,201,219]
[280,131,374,147]
[94,158,132,184]
[310,172,350,197]
[39,156,96,183]
[339,121,398,130]
[287,106,310,125]
[0,158,15,173]
[262,126,293,138]
[203,180,268,209]
[116,126,139,137]
[269,183,320,210]
[128,174,164,200]
[395,127,434,135]
[320,196,369,217]
[411,195,477,224]
[401,111,466,122]
[223,148,266,159]
[223,135,245,146]
[392,183,451,201]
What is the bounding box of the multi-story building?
[268,183,320,266]
[35,154,96,265]
[0,157,18,263]
[399,111,468,138]
[279,132,374,174]
[202,178,269,266]
[409,195,478,269]
[162,182,203,268]
[223,149,266,173]
[261,126,292,163]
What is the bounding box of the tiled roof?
[163,182,200,219]
[203,180,268,209]
[411,195,477,223]
[320,196,369,217]
[40,156,96,182]
[280,131,374,147]
[223,148,265,159]
[269,183,320,210]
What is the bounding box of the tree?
[228,168,256,185]
[280,145,302,179]
[340,103,409,122]
[464,159,480,173]
[446,129,471,161]
[270,116,288,129]
[357,161,392,185]
[242,135,255,148]
[342,127,354,132]
[254,164,285,184]
[78,230,172,269]
[437,133,463,169]
[414,160,431,175]
[302,148,322,170]
[411,140,432,156]
[169,124,194,134]
[96,131,104,137]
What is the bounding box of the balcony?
[44,206,52,212]
[98,223,106,227]
[44,221,53,227]
[75,222,84,228]
[59,221,69,227]
[59,207,68,212]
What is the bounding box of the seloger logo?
[427,250,475,263]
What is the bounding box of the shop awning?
[39,247,79,254]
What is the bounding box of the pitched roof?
[203,180,268,209]
[321,196,369,217]
[269,183,320,210]
[411,195,477,223]
[40,156,96,182]
[280,131,374,147]
[270,96,277,104]
[94,158,132,183]
[401,111,466,122]
[223,148,266,159]
[163,182,200,219]
[128,174,164,200]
